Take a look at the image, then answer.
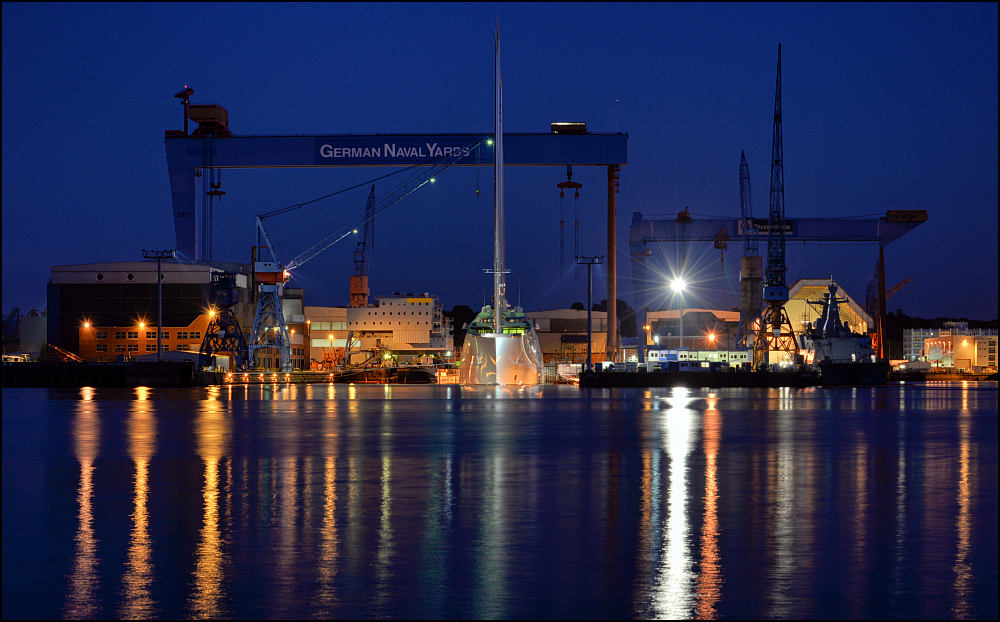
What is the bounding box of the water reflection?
[8,383,996,619]
[119,387,157,619]
[188,400,230,618]
[476,453,508,618]
[847,427,869,619]
[652,387,698,618]
[768,405,796,617]
[890,410,908,612]
[313,402,340,613]
[953,394,972,618]
[696,394,722,619]
[65,388,100,619]
[373,453,394,610]
[634,405,662,614]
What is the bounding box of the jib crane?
[351,186,377,307]
[865,275,914,355]
[198,271,251,370]
[736,150,762,350]
[248,140,484,369]
[753,44,799,370]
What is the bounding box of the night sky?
[3,3,997,320]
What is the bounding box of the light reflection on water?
[651,387,698,618]
[696,394,721,620]
[64,388,100,620]
[3,383,996,619]
[119,387,156,619]
[188,398,229,619]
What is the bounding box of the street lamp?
[671,278,686,350]
[143,249,176,362]
[577,255,604,371]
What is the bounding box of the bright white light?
[671,279,686,292]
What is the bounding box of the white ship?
[459,304,543,385]
[458,27,543,386]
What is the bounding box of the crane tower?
[350,186,377,307]
[736,151,762,350]
[753,44,798,369]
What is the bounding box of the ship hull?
[818,360,890,386]
[459,332,543,385]
[333,366,436,384]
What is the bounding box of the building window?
[161,345,169,351]
[96,344,107,352]
[115,331,126,339]
[96,331,108,340]
[160,332,170,339]
[177,344,189,351]
[146,344,156,352]
[146,331,156,339]
[127,331,138,339]
[177,331,188,340]
[128,344,138,352]
[191,331,201,340]
[115,344,126,352]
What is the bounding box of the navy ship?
[798,278,889,385]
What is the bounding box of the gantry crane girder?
[166,127,629,360]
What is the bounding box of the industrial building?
[644,308,741,351]
[904,322,998,371]
[525,308,609,365]
[2,308,46,359]
[306,293,453,368]
[903,322,998,362]
[46,260,310,370]
[639,278,871,365]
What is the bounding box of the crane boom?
[753,43,797,369]
[354,186,377,277]
[350,186,377,307]
[737,151,763,350]
[739,150,757,257]
[764,44,786,299]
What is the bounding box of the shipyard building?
[904,322,998,371]
[46,261,309,370]
[306,293,453,368]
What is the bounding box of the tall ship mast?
[458,26,543,385]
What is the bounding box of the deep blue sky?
[3,3,997,319]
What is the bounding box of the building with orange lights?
[903,321,998,364]
[48,260,255,362]
[922,333,997,371]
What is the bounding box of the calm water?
[2,382,997,619]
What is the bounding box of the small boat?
[798,278,889,385]
[333,365,436,384]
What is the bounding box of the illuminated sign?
[738,219,796,235]
[315,137,484,166]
